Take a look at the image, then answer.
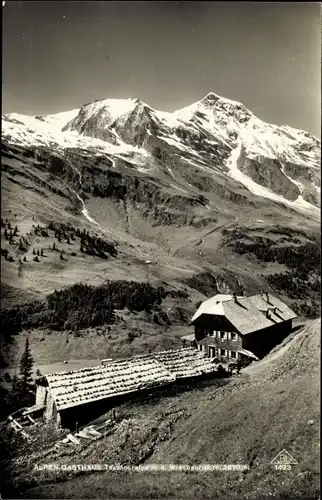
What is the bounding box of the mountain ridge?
[3,92,320,212]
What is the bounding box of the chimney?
[233,292,237,303]
[265,291,269,302]
[266,309,270,319]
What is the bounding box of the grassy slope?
[2,322,189,370]
[2,142,318,306]
[4,319,319,500]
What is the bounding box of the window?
[209,347,216,358]
[220,348,227,356]
[231,351,237,359]
[231,333,238,341]
[220,331,226,340]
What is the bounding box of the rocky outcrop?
[237,146,301,201]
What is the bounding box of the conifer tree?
[19,337,34,389]
[18,260,23,278]
[11,373,19,396]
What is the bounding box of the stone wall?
[44,390,55,421]
[35,385,47,406]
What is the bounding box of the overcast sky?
[2,1,321,137]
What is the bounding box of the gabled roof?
[190,294,240,323]
[190,293,297,335]
[46,357,174,411]
[154,348,219,378]
[45,348,220,411]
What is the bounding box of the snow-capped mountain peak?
[63,98,138,132]
[2,92,320,215]
[199,92,251,112]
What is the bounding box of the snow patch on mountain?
[2,112,147,160]
[279,161,304,194]
[37,109,80,129]
[227,141,320,218]
[239,117,319,169]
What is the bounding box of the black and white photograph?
[0,1,320,499]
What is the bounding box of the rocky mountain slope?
[1,92,321,347]
[63,92,320,207]
[3,92,320,208]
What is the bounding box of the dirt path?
[242,342,292,376]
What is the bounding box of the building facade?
[185,292,297,363]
